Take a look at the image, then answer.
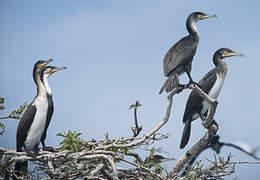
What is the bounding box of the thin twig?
[129,100,142,137]
[99,87,179,150]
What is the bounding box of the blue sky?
[1,0,260,179]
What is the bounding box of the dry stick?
[170,84,219,176]
[100,87,180,150]
[118,157,166,180]
[129,100,142,137]
[84,176,107,180]
[125,151,143,164]
[229,161,260,165]
[0,115,12,120]
[0,110,22,120]
[90,164,104,176]
[77,154,119,180]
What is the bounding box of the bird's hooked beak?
[200,14,217,20]
[40,59,53,69]
[225,51,244,58]
[49,66,67,75]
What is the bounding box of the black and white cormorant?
[15,59,52,174]
[40,66,67,150]
[159,12,216,94]
[180,48,244,149]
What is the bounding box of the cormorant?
[159,12,216,94]
[180,48,244,149]
[40,66,66,150]
[15,59,52,175]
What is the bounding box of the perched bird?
[40,66,67,150]
[159,12,216,94]
[180,48,244,149]
[15,59,52,174]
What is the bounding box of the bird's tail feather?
[180,120,191,149]
[14,161,28,179]
[159,75,179,94]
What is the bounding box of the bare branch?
[97,87,180,151]
[81,154,119,180]
[129,100,143,137]
[117,156,166,180]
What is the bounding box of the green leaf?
[0,97,4,104]
[149,147,156,157]
[56,133,65,137]
[0,123,5,130]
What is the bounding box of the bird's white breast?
[24,95,48,151]
[201,74,225,117]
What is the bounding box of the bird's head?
[42,66,67,79]
[189,12,217,22]
[33,59,53,82]
[215,48,244,59]
[33,59,53,73]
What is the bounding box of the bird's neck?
[34,71,47,97]
[186,19,199,36]
[213,55,227,72]
[42,74,52,96]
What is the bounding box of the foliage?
[0,96,27,135]
[142,147,166,174]
[56,130,85,152]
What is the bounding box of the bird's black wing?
[163,35,198,77]
[183,68,217,122]
[198,68,217,94]
[16,103,36,151]
[41,95,53,146]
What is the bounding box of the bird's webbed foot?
[42,146,55,152]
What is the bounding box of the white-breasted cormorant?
[159,12,216,94]
[15,59,52,174]
[180,48,244,149]
[40,66,66,150]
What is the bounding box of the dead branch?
[96,87,181,151]
[129,100,142,137]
